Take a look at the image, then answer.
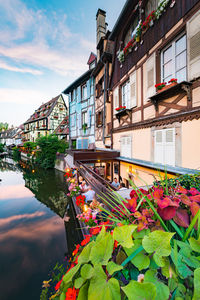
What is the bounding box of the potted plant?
[115,105,126,112]
[82,123,87,134]
[155,82,167,92]
[168,78,178,87]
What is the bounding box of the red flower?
[81,235,91,246]
[65,287,78,300]
[124,197,137,212]
[89,226,101,235]
[72,244,80,256]
[76,195,85,207]
[55,279,62,291]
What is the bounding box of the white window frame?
[121,80,130,108]
[154,128,175,166]
[161,33,187,83]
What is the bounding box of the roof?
[87,52,97,65]
[109,0,137,40]
[63,69,92,94]
[24,94,64,124]
[54,116,69,135]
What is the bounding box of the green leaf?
[113,225,137,248]
[77,282,89,300]
[107,261,123,275]
[80,264,94,279]
[88,265,120,300]
[63,264,81,284]
[90,233,114,265]
[59,292,66,300]
[78,241,94,264]
[142,231,175,267]
[168,278,178,292]
[183,210,200,242]
[161,257,170,278]
[96,226,106,243]
[74,277,85,289]
[189,237,200,253]
[193,268,200,300]
[121,281,156,300]
[133,229,150,240]
[124,240,150,271]
[144,270,170,300]
[171,249,192,279]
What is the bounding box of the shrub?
[0,143,5,153]
[154,173,200,191]
[13,147,21,161]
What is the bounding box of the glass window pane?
[163,46,172,64]
[176,68,186,82]
[176,51,186,71]
[176,35,186,55]
[163,61,172,79]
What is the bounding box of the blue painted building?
[63,53,96,149]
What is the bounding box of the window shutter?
[77,87,81,103]
[130,71,137,108]
[120,136,132,158]
[146,53,155,100]
[154,130,164,164]
[187,11,200,80]
[87,109,92,127]
[164,129,175,166]
[113,87,119,110]
[78,113,82,129]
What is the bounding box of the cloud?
[0,59,42,75]
[0,0,94,76]
[0,184,34,199]
[0,88,48,105]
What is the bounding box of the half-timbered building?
[108,0,200,186]
[23,95,67,142]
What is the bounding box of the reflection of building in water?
[0,158,18,172]
[22,166,69,218]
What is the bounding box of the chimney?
[96,9,106,47]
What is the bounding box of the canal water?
[0,158,81,300]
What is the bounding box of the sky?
[0,0,126,127]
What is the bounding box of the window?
[161,34,187,83]
[124,16,139,46]
[121,80,130,108]
[81,84,87,100]
[120,136,132,158]
[71,114,75,127]
[82,111,87,126]
[145,0,159,18]
[154,128,175,166]
[96,110,103,127]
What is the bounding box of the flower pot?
[157,82,177,93]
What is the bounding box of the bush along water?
[41,173,200,299]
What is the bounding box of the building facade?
[23,95,67,142]
[108,0,200,185]
[63,53,96,149]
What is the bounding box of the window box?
[116,108,132,122]
[157,81,177,93]
[42,125,46,128]
[149,81,192,111]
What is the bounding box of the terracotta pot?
[157,82,177,93]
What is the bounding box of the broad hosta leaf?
[193,268,200,300]
[81,264,94,279]
[144,270,170,300]
[189,237,200,253]
[124,240,150,271]
[78,241,94,264]
[90,233,113,265]
[113,225,137,248]
[88,265,120,300]
[106,261,123,275]
[121,281,156,300]
[74,277,85,289]
[142,231,174,267]
[63,264,81,284]
[77,282,89,300]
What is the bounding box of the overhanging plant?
[82,123,87,134]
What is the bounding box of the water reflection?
[0,158,81,300]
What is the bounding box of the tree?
[0,122,9,132]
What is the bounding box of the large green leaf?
[193,268,200,300]
[96,226,106,243]
[121,280,156,300]
[77,282,89,300]
[107,261,123,275]
[88,265,120,300]
[113,225,137,248]
[74,277,85,289]
[161,257,170,278]
[144,270,170,300]
[142,231,175,267]
[189,237,200,253]
[171,248,192,279]
[63,264,81,284]
[90,233,114,265]
[124,240,150,271]
[81,264,94,279]
[78,241,94,264]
